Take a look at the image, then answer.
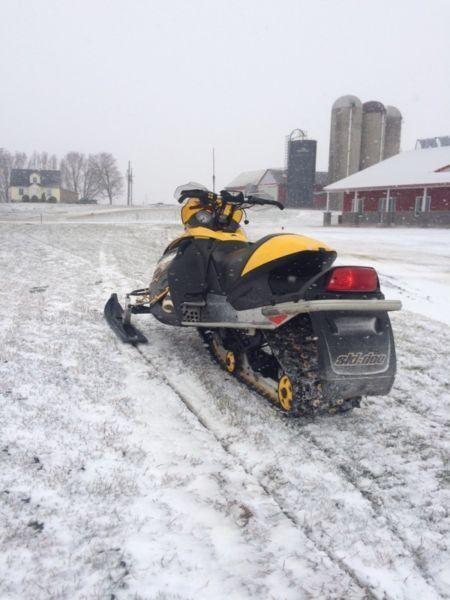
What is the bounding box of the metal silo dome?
[386,105,402,119]
[332,95,363,111]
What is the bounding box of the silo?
[286,129,317,208]
[360,101,386,170]
[383,105,402,159]
[328,95,363,183]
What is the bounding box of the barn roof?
[226,169,267,189]
[227,168,288,189]
[324,147,450,192]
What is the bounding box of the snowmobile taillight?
[326,267,378,292]
[268,314,289,326]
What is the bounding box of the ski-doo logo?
[335,352,387,366]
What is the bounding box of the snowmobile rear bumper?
[104,293,148,344]
[262,298,402,317]
[182,297,401,329]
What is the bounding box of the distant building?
[9,169,79,203]
[226,168,286,203]
[324,146,450,227]
[415,135,450,149]
[226,168,329,209]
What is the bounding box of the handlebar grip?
[178,190,210,204]
[178,189,218,204]
[247,196,284,210]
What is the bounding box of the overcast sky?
[1,0,449,203]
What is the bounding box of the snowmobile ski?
[104,293,148,344]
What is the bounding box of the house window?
[47,189,53,197]
[32,176,38,183]
[19,188,24,196]
[351,196,362,213]
[415,195,430,214]
[379,196,396,212]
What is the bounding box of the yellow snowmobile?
[105,185,401,416]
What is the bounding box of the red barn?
[324,146,450,227]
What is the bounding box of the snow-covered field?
[1,203,449,599]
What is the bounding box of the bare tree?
[81,157,102,199]
[89,153,123,204]
[28,151,58,170]
[0,149,28,202]
[49,154,58,170]
[61,151,102,200]
[13,152,27,169]
[0,149,13,202]
[61,152,85,194]
[28,151,41,170]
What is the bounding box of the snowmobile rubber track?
[104,293,148,345]
[200,314,359,417]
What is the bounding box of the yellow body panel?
[241,234,332,276]
[180,226,248,243]
[181,199,202,224]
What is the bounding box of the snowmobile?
[105,184,401,416]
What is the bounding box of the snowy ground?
[1,203,449,599]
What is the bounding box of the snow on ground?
[0,203,449,599]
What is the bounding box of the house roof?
[10,169,61,187]
[324,147,450,192]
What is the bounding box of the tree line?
[0,149,123,204]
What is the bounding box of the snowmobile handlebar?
[246,195,284,210]
[177,189,284,210]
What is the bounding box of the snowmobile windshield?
[173,182,209,202]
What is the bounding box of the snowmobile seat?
[212,235,281,292]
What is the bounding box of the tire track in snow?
[298,426,448,597]
[29,220,446,599]
[133,344,376,599]
[99,221,445,599]
[96,231,372,597]
[137,330,443,600]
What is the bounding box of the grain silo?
[383,105,402,159]
[286,129,317,208]
[360,101,386,170]
[328,95,363,183]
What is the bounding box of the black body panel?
[228,250,336,310]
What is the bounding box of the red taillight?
[268,314,289,326]
[326,267,378,292]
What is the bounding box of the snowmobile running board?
[104,293,148,344]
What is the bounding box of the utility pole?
[212,147,216,193]
[126,161,133,206]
